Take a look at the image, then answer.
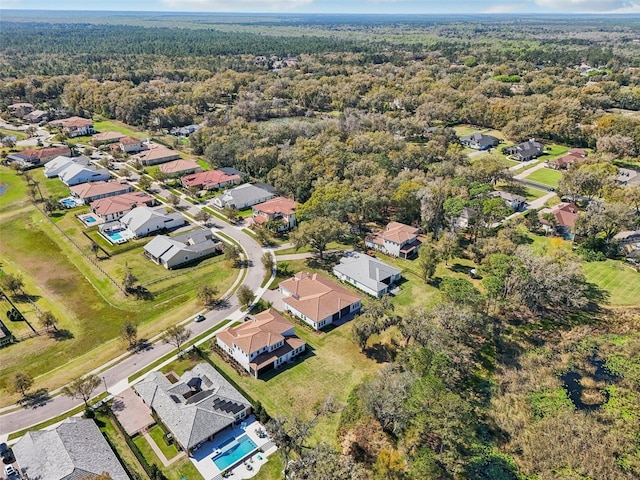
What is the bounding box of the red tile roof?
[181,169,241,189]
[91,192,155,216]
[253,197,297,216]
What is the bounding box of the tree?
[43,197,59,216]
[137,176,151,190]
[197,285,219,308]
[194,209,211,225]
[162,324,191,352]
[39,311,58,333]
[90,241,100,258]
[152,169,169,184]
[417,241,438,283]
[237,285,255,309]
[62,375,101,407]
[122,270,138,292]
[168,192,180,207]
[13,372,33,397]
[436,232,458,266]
[575,201,635,245]
[0,273,24,295]
[222,206,240,223]
[261,252,275,273]
[120,320,138,349]
[224,244,242,267]
[290,217,348,260]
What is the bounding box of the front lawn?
[93,119,149,139]
[525,168,564,188]
[525,186,551,201]
[543,144,570,159]
[582,260,640,307]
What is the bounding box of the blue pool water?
[85,216,97,224]
[108,231,124,242]
[213,435,258,472]
[61,198,76,208]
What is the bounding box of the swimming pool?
[212,435,258,472]
[60,198,77,208]
[85,216,97,224]
[108,231,124,242]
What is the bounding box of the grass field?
[524,168,564,188]
[0,168,29,213]
[542,144,570,160]
[525,186,551,201]
[274,241,354,256]
[93,119,149,139]
[582,261,640,307]
[133,433,202,480]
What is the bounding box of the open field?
[582,261,640,307]
[0,168,29,213]
[525,168,564,188]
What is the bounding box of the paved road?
[0,176,267,439]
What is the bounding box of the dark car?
[194,314,206,323]
[0,443,12,463]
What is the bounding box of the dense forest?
[1,12,640,480]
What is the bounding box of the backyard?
[524,167,564,188]
[582,260,640,307]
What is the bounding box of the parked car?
[4,464,17,477]
[194,314,206,323]
[0,443,12,463]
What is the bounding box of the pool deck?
[189,417,277,480]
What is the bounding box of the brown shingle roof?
[160,159,200,175]
[216,309,295,356]
[92,131,126,143]
[91,191,155,216]
[253,197,298,216]
[70,181,132,199]
[119,136,143,145]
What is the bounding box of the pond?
[561,354,619,411]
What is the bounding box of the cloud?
[482,2,529,13]
[161,0,313,12]
[534,0,640,12]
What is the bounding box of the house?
[454,207,477,231]
[134,363,251,453]
[12,418,128,480]
[548,148,588,170]
[160,158,202,177]
[460,133,500,150]
[280,271,362,331]
[216,308,306,378]
[118,135,147,153]
[333,251,402,298]
[44,155,91,178]
[539,202,579,237]
[91,131,126,146]
[144,228,222,268]
[616,168,640,186]
[213,183,276,210]
[506,139,544,161]
[24,109,50,123]
[119,206,186,238]
[7,145,72,168]
[91,191,156,222]
[8,102,34,117]
[614,230,640,248]
[489,190,527,210]
[181,169,242,190]
[70,180,133,204]
[49,116,95,138]
[365,221,423,258]
[58,164,110,186]
[130,144,180,166]
[252,197,298,231]
[170,124,200,137]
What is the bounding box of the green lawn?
[542,144,570,160]
[95,412,149,479]
[275,241,353,256]
[582,261,640,307]
[31,168,72,199]
[93,119,149,139]
[133,433,202,480]
[0,168,29,213]
[148,424,180,460]
[0,128,27,140]
[525,186,551,201]
[524,168,564,188]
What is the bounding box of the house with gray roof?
[58,163,110,186]
[506,139,544,161]
[460,133,500,150]
[134,362,251,453]
[489,190,527,210]
[12,417,129,480]
[44,155,92,178]
[144,228,222,269]
[119,206,186,238]
[212,183,276,210]
[333,251,402,298]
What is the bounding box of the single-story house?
[506,139,544,161]
[118,136,147,153]
[144,228,222,269]
[7,145,72,168]
[539,202,579,237]
[130,144,180,166]
[280,271,362,331]
[614,230,640,248]
[365,221,423,258]
[12,418,129,480]
[170,124,200,137]
[181,169,242,190]
[460,133,500,150]
[134,363,251,453]
[23,109,50,123]
[252,196,298,231]
[91,131,126,146]
[91,191,156,222]
[70,180,133,204]
[213,183,276,210]
[333,252,402,298]
[58,164,111,186]
[119,206,186,238]
[548,148,588,170]
[489,190,527,210]
[216,308,307,378]
[160,158,202,177]
[49,116,95,138]
[616,168,640,186]
[44,155,91,178]
[8,102,34,117]
[625,249,640,267]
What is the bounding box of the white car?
[4,464,17,477]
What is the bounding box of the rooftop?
[91,191,155,216]
[181,168,242,188]
[70,180,132,199]
[333,252,401,294]
[253,196,298,216]
[161,158,200,174]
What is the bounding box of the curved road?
[0,184,267,438]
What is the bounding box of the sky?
[2,0,640,14]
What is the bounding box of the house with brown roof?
[181,169,242,190]
[91,131,126,146]
[216,309,306,377]
[7,145,72,168]
[49,116,95,138]
[118,136,147,153]
[8,102,34,117]
[70,180,133,204]
[160,158,202,177]
[539,202,579,237]
[280,272,362,331]
[252,197,298,232]
[548,148,588,170]
[24,109,50,123]
[131,144,180,166]
[91,191,156,222]
[365,221,423,258]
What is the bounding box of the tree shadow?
[364,343,396,363]
[111,398,126,412]
[13,293,41,303]
[52,329,74,341]
[449,263,474,275]
[18,388,51,409]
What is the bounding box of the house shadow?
[256,344,316,382]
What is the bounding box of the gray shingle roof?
[134,363,250,450]
[143,228,220,266]
[12,418,129,480]
[333,252,401,294]
[214,183,275,208]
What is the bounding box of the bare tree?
[162,324,191,353]
[62,375,101,408]
[120,321,138,349]
[39,311,58,333]
[13,372,34,397]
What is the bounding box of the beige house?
[91,191,156,221]
[92,131,126,146]
[161,158,202,177]
[131,144,180,166]
[365,221,423,258]
[252,197,298,232]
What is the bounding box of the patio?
[111,388,155,436]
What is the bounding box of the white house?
[365,221,423,258]
[49,116,95,138]
[252,196,298,232]
[213,183,276,210]
[216,309,306,378]
[333,252,402,298]
[489,190,527,210]
[119,206,186,238]
[58,164,110,186]
[280,272,362,331]
[144,228,222,269]
[44,155,91,178]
